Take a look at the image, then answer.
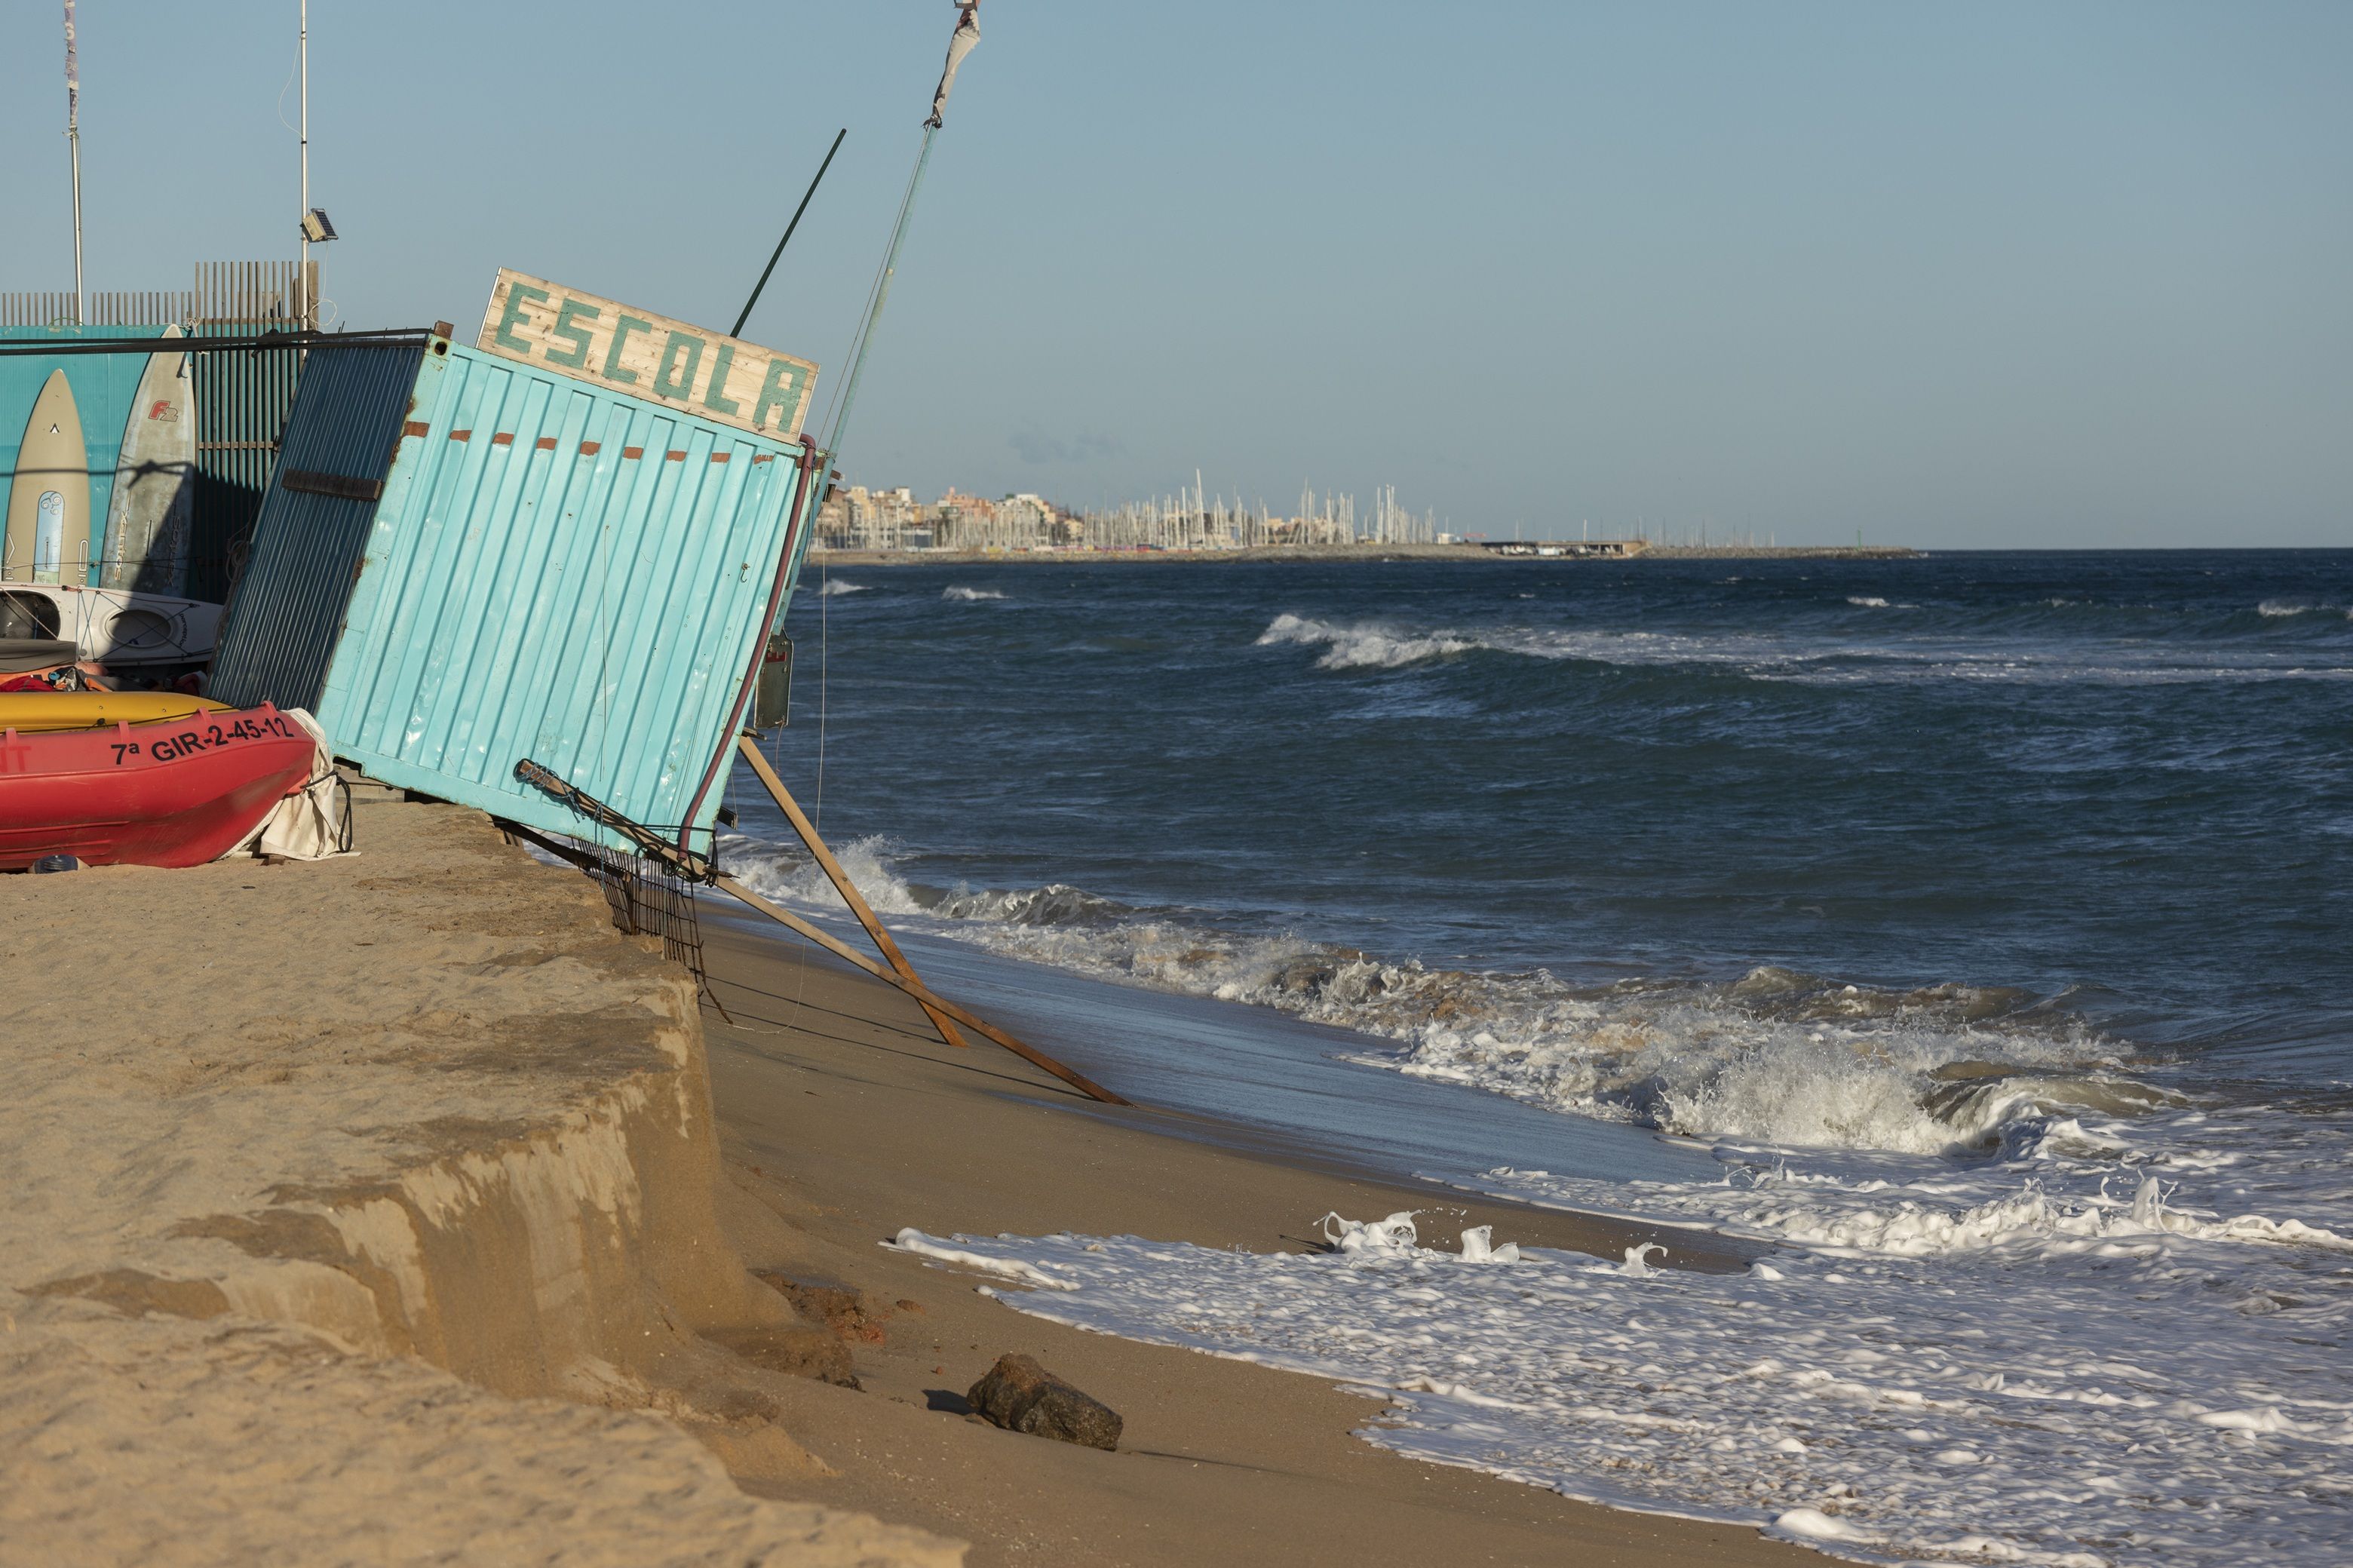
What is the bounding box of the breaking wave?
[1254,610,2353,685]
[816,578,870,597]
[2258,597,2346,618]
[943,585,1007,602]
[1256,612,1478,670]
[720,833,2156,1159]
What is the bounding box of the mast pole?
[733,127,846,340]
[65,1,83,324]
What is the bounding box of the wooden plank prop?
[476,268,819,440]
[732,738,1130,1106]
[735,736,968,1050]
[716,873,1130,1107]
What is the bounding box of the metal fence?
[191,262,315,602]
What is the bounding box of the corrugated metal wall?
[207,340,428,713]
[213,339,814,851]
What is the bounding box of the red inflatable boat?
[0,702,318,870]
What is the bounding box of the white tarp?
[224,707,349,861]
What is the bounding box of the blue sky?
[2,2,2345,546]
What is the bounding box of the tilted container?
[209,328,821,852]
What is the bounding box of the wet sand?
[697,919,1817,1566]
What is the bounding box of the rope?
[815,558,829,831]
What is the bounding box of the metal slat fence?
[191,261,315,602]
[0,290,197,327]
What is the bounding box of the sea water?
[722,551,2353,1565]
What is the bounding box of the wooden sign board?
[475,268,820,442]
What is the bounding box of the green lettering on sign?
[701,342,743,416]
[492,284,549,352]
[653,332,705,401]
[751,356,808,433]
[545,298,600,368]
[603,315,652,383]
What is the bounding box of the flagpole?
[65,1,84,324]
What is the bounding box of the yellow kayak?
[0,692,229,733]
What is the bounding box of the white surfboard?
[6,369,91,584]
[100,325,195,594]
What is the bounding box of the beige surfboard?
[6,369,91,584]
[100,325,195,594]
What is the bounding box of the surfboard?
[5,370,90,585]
[100,325,195,594]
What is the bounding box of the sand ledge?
[0,796,959,1566]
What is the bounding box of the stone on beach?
[965,1354,1123,1450]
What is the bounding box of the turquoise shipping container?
[208,330,821,854]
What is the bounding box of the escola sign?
[475,268,821,440]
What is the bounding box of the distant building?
[816,482,922,549]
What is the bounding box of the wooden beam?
[716,873,1131,1108]
[733,735,971,1051]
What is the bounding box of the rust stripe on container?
[664,450,688,462]
[622,445,644,459]
[448,428,471,442]
[752,453,774,465]
[490,432,515,446]
[535,436,557,451]
[401,420,430,438]
[579,440,602,456]
[710,451,731,464]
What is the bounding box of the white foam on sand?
[916,1180,2353,1568]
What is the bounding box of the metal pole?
[732,127,845,340]
[299,0,309,321]
[64,1,83,324]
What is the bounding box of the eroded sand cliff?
[0,794,958,1566]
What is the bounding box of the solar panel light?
[299,208,338,243]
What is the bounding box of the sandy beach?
[2,795,1815,1565]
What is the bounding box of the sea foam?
[903,1175,2353,1567]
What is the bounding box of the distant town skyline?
[1,2,2345,548]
